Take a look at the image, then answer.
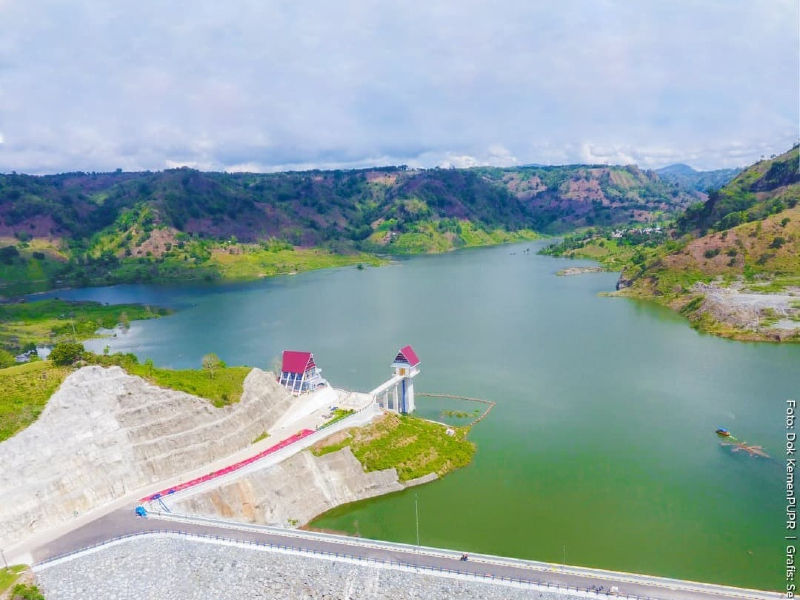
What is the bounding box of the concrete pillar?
[392,385,399,413]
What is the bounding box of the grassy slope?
[87,353,251,408]
[129,364,251,408]
[0,356,251,442]
[0,566,28,596]
[366,220,540,254]
[311,412,475,481]
[0,299,168,352]
[622,206,800,299]
[540,235,639,270]
[618,147,800,341]
[0,237,70,296]
[539,146,800,341]
[0,361,71,441]
[207,245,382,279]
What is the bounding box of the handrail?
[142,402,379,508]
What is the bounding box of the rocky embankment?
[616,274,800,342]
[174,445,436,527]
[35,536,568,600]
[556,266,607,276]
[0,366,294,549]
[689,282,800,341]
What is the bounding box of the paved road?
[33,509,778,600]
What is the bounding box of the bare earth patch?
[557,266,608,276]
[689,281,800,341]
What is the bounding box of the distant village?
[610,225,663,239]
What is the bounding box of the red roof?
[394,345,420,367]
[281,351,316,374]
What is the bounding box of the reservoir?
[41,241,797,590]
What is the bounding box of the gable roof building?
[279,350,324,394]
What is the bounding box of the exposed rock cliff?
[0,365,294,548]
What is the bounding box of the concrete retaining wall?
[175,446,405,526]
[0,366,294,548]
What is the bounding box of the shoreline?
[2,235,546,302]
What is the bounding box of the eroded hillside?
[0,164,696,294]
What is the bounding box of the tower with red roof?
[391,345,421,413]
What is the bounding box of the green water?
[42,242,797,590]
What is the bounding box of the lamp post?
[415,493,420,551]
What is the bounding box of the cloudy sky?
[0,0,797,174]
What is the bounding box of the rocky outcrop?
[0,366,294,548]
[174,447,405,526]
[615,273,633,290]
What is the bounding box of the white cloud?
[438,155,481,169]
[0,0,796,173]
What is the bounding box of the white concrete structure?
[372,345,420,414]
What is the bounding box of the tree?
[770,236,786,249]
[0,245,19,264]
[10,583,45,600]
[49,342,84,366]
[144,358,154,376]
[202,353,223,378]
[0,348,16,368]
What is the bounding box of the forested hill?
[1,163,696,245]
[538,145,799,341]
[619,145,800,341]
[0,162,698,295]
[655,163,740,193]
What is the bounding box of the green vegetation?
[0,325,250,440]
[131,364,250,407]
[311,412,475,481]
[540,146,800,342]
[365,220,540,254]
[0,566,27,595]
[441,408,481,419]
[207,244,383,279]
[9,583,45,600]
[319,408,354,429]
[676,145,799,235]
[476,163,695,232]
[615,146,799,341]
[86,352,250,407]
[0,299,169,353]
[0,348,14,368]
[0,162,697,295]
[540,227,666,270]
[655,163,740,193]
[48,342,85,366]
[252,431,270,444]
[0,361,71,442]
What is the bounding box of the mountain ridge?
[0,162,700,295]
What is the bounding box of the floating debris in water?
[720,441,770,458]
[715,428,769,458]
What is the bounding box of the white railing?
[150,401,379,508]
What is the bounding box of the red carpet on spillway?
[140,429,315,502]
